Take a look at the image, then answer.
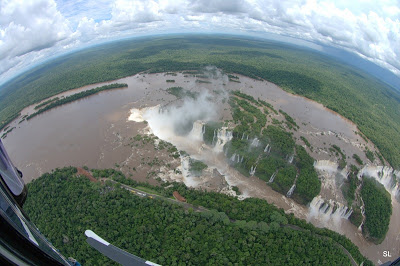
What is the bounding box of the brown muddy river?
[2,71,399,264]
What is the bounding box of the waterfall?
[250,138,260,147]
[309,196,353,222]
[212,129,217,145]
[240,156,244,163]
[264,144,270,153]
[314,160,338,174]
[268,171,277,183]
[359,165,400,198]
[286,184,296,197]
[230,153,237,162]
[213,127,233,153]
[344,208,353,219]
[320,202,330,213]
[180,155,191,179]
[241,133,245,140]
[230,153,241,164]
[358,203,366,231]
[189,120,205,141]
[250,165,256,176]
[344,169,350,178]
[288,154,294,164]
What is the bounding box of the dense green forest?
[361,178,392,244]
[26,83,127,120]
[1,35,400,167]
[23,167,372,265]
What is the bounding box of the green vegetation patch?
[258,98,278,114]
[232,90,260,105]
[166,86,197,99]
[34,97,59,110]
[189,159,208,176]
[270,165,297,194]
[300,136,311,149]
[353,154,363,165]
[231,185,241,195]
[361,178,392,244]
[341,165,358,206]
[279,109,299,130]
[262,125,295,156]
[331,145,347,169]
[365,149,374,162]
[293,145,321,204]
[23,167,372,265]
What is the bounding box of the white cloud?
[189,0,247,14]
[0,0,72,75]
[1,0,400,84]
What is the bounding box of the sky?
[1,0,399,84]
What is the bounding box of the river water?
[2,72,398,264]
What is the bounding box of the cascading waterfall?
[393,182,400,199]
[358,165,400,198]
[320,202,330,213]
[358,203,366,231]
[343,208,353,219]
[309,196,353,222]
[230,153,237,162]
[230,153,242,164]
[250,165,256,176]
[288,154,294,164]
[268,171,277,183]
[264,144,270,153]
[314,160,338,173]
[250,138,260,147]
[213,127,233,153]
[286,184,296,197]
[189,121,205,141]
[180,155,191,178]
[212,129,217,145]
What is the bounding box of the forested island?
[200,91,321,205]
[27,83,127,120]
[361,178,392,244]
[24,167,373,265]
[1,35,400,169]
